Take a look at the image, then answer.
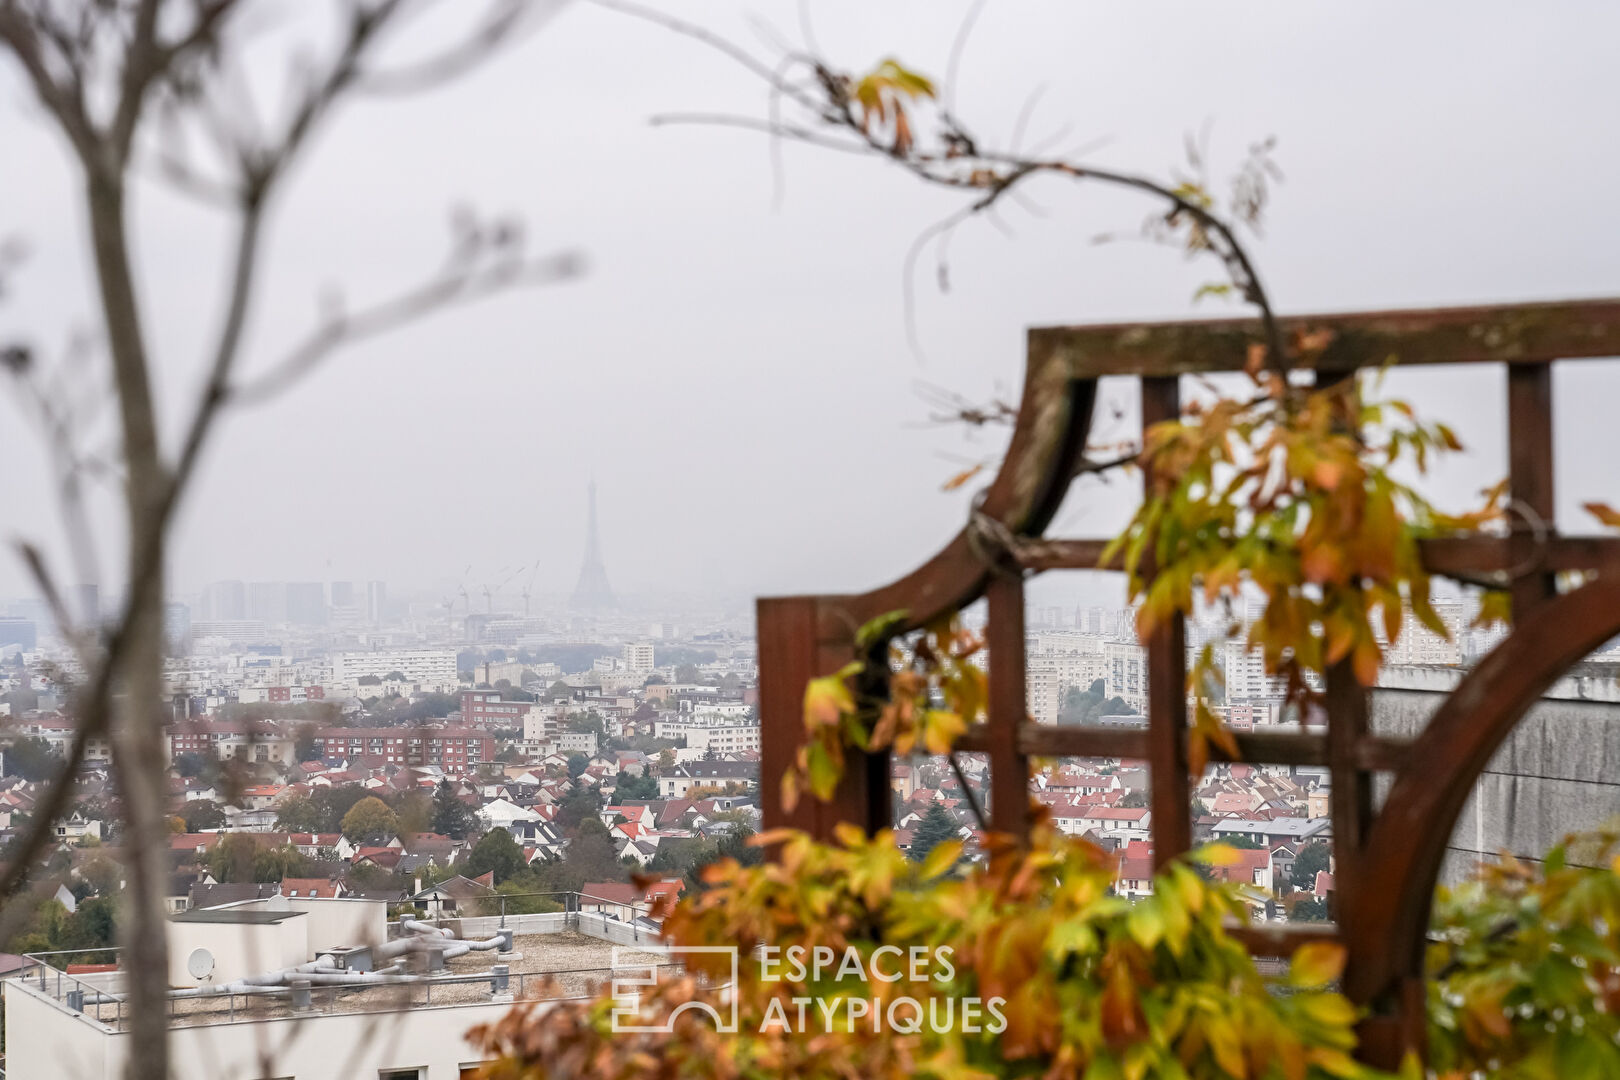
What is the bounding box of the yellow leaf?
[919,839,963,880]
[1127,900,1165,948]
[1288,941,1347,988]
[1190,842,1241,867]
[833,822,865,850]
[922,710,966,755]
[1297,993,1357,1028]
[803,674,852,732]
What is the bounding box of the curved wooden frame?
[1346,579,1620,1002]
[756,297,1620,1065]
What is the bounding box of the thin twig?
[947,752,988,835]
[228,248,582,408]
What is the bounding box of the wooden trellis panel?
[757,298,1620,1067]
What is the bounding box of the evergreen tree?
[1291,840,1332,889]
[431,780,479,840]
[909,804,962,863]
[613,771,659,800]
[563,817,627,886]
[464,827,526,884]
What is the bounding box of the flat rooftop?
[12,931,667,1032]
[171,909,305,924]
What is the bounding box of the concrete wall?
[3,979,113,1080]
[1370,684,1620,882]
[3,975,538,1080]
[281,896,387,951]
[169,914,308,988]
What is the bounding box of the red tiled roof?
[582,879,683,906]
[280,878,338,898]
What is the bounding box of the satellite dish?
[186,947,215,980]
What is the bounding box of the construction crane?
[520,559,540,617]
[479,566,524,614]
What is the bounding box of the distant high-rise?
[366,580,387,625]
[286,582,327,626]
[571,481,615,610]
[164,602,191,653]
[331,581,357,610]
[206,580,246,621]
[247,582,285,624]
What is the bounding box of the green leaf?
[806,741,840,800]
[855,610,909,650]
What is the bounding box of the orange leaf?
[1585,501,1620,529]
[942,463,985,492]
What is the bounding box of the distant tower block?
[571,481,615,609]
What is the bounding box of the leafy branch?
[1107,357,1507,774]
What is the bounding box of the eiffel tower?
[571,480,615,609]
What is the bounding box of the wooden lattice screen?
[757,298,1620,1066]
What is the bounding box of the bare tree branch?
[358,0,562,95]
[229,243,582,408]
[0,5,572,1076]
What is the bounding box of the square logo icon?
[610,945,739,1033]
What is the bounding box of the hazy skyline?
[4,1,1620,609]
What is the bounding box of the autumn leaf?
[803,667,857,732]
[918,839,963,880]
[922,709,966,755]
[942,463,985,492]
[1586,501,1620,528]
[1288,941,1347,988]
[1189,842,1242,867]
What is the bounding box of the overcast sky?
[3,1,1619,611]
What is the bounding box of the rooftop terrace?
[8,926,668,1033]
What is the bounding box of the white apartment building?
[1222,640,1288,702]
[330,648,459,692]
[1104,641,1147,714]
[1026,658,1061,725]
[653,716,762,753]
[188,619,268,645]
[685,701,751,719]
[1378,600,1464,666]
[623,641,655,672]
[560,731,599,755]
[522,703,568,743]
